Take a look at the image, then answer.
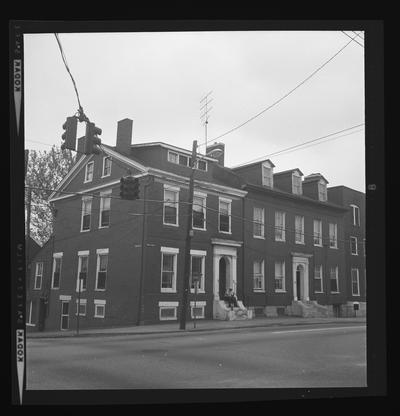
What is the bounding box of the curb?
[27,319,366,340]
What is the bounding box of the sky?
[24,30,365,192]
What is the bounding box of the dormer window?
[292,171,302,195]
[318,180,327,201]
[167,150,207,171]
[262,162,273,187]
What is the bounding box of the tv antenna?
[200,91,213,149]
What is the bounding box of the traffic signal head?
[120,176,140,200]
[84,122,102,155]
[61,116,78,151]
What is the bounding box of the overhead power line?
[54,33,84,114]
[198,32,363,149]
[341,31,364,48]
[231,123,365,169]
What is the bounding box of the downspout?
[241,193,246,306]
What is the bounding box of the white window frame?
[101,156,112,178]
[163,185,179,227]
[275,211,286,242]
[313,220,322,246]
[262,162,273,187]
[190,301,206,319]
[99,190,112,228]
[75,298,87,316]
[192,192,207,231]
[253,259,265,292]
[196,159,208,172]
[160,247,179,293]
[314,264,324,293]
[295,215,305,244]
[351,268,360,296]
[95,248,109,291]
[329,223,338,249]
[218,197,232,234]
[330,266,339,293]
[318,180,328,202]
[350,204,360,226]
[34,262,43,290]
[274,261,286,292]
[190,249,206,293]
[27,301,35,326]
[94,299,106,318]
[253,207,265,239]
[76,250,89,293]
[350,236,358,255]
[167,150,179,164]
[159,301,178,321]
[292,172,302,195]
[84,161,94,183]
[81,196,93,232]
[51,253,63,289]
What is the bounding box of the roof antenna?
[200,91,213,150]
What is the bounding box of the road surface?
[27,322,366,390]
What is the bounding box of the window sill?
[253,289,266,293]
[95,288,106,292]
[101,174,111,179]
[330,291,340,294]
[163,222,179,227]
[275,290,287,293]
[193,227,207,232]
[161,290,177,294]
[80,229,91,233]
[351,253,359,256]
[253,235,265,240]
[94,315,105,319]
[219,230,232,235]
[329,246,338,250]
[99,225,110,229]
[190,290,205,294]
[51,287,60,290]
[314,291,324,294]
[26,323,35,327]
[83,180,93,184]
[295,241,305,245]
[314,244,323,248]
[275,239,286,243]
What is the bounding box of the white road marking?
[271,325,364,334]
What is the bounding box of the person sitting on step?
[224,288,238,310]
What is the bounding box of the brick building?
[26,118,366,331]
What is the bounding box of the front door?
[296,268,301,300]
[60,301,70,331]
[219,257,227,299]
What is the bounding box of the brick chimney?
[116,118,133,156]
[206,142,225,166]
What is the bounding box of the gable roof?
[273,168,304,177]
[231,158,275,170]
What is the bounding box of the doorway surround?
[291,253,313,302]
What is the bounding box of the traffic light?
[61,116,78,151]
[84,121,102,155]
[120,176,140,200]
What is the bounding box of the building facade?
[26,118,366,331]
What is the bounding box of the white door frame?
[292,255,310,301]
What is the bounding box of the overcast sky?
[24,30,365,192]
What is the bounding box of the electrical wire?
[341,31,364,48]
[54,33,84,114]
[352,31,364,40]
[198,32,363,149]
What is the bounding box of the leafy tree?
[25,145,75,245]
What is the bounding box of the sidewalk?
[27,315,367,339]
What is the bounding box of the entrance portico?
[291,253,312,301]
[212,239,242,300]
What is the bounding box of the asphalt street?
[27,322,366,390]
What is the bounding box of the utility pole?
[136,176,153,325]
[179,140,198,330]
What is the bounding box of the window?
[168,151,179,164]
[253,207,265,238]
[318,181,327,201]
[94,299,106,318]
[275,211,286,242]
[197,160,207,171]
[159,302,178,320]
[219,198,231,233]
[84,161,94,183]
[295,215,305,244]
[350,236,358,255]
[190,250,206,293]
[193,193,206,230]
[95,249,109,291]
[179,154,188,166]
[190,301,205,319]
[253,260,265,291]
[102,156,112,177]
[262,164,273,187]
[351,204,360,226]
[313,220,322,246]
[75,299,87,316]
[161,247,178,292]
[51,253,63,289]
[330,266,339,293]
[314,265,323,293]
[363,238,366,257]
[329,223,338,248]
[60,301,70,330]
[274,261,285,292]
[292,172,302,195]
[76,252,89,292]
[99,192,111,228]
[27,301,35,326]
[163,186,179,226]
[351,268,360,296]
[34,262,43,290]
[81,197,92,231]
